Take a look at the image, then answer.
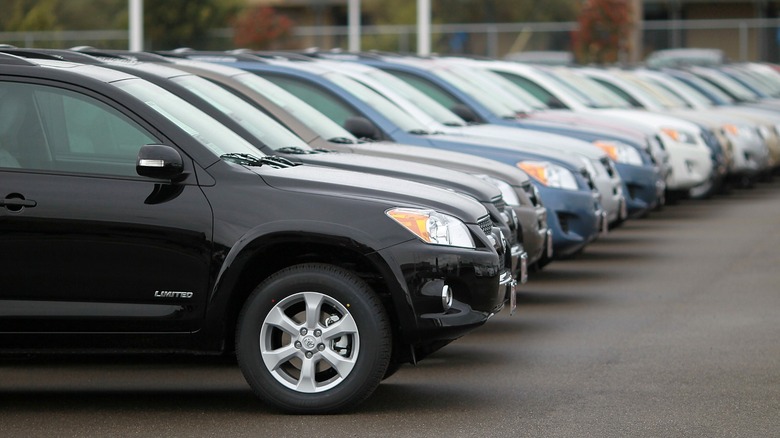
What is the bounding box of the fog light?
[441,284,453,311]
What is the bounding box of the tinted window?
[0,81,156,176]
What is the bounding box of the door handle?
[1,195,37,211]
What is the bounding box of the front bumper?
[727,135,770,176]
[375,231,509,351]
[537,185,601,258]
[593,175,626,225]
[512,204,548,265]
[615,162,665,216]
[663,140,714,190]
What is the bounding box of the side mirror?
[136,144,184,180]
[450,103,479,123]
[344,116,379,140]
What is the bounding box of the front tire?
[236,263,391,414]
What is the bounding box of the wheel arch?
[199,225,413,354]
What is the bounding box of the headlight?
[723,123,760,140]
[593,141,644,165]
[386,208,475,248]
[473,174,521,206]
[517,161,579,191]
[660,128,698,145]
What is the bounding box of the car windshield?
[550,69,633,109]
[532,68,604,108]
[169,75,312,151]
[456,65,546,111]
[431,67,518,118]
[113,78,264,158]
[644,74,715,108]
[676,72,736,104]
[233,72,359,143]
[323,71,431,133]
[621,73,690,109]
[362,68,466,126]
[695,68,759,102]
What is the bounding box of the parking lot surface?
[2,181,779,437]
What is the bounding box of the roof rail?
[0,52,37,66]
[155,50,268,63]
[0,48,108,65]
[71,48,172,64]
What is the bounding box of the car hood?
[291,151,502,202]
[330,141,532,187]
[250,163,489,223]
[423,132,585,169]
[444,124,608,160]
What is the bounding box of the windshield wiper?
[327,137,358,144]
[220,153,264,166]
[275,146,316,155]
[259,155,300,168]
[220,153,299,168]
[408,129,431,135]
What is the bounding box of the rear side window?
[0,81,157,176]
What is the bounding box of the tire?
[235,263,391,414]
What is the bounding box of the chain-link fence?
[4,17,780,63]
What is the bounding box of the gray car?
[154,56,552,268]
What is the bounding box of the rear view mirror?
[136,144,184,180]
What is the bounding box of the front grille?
[521,181,541,207]
[492,195,506,212]
[600,157,616,178]
[581,169,597,191]
[478,215,492,236]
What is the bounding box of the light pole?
[348,0,361,52]
[417,0,431,55]
[129,0,143,51]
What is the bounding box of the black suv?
[0,54,507,413]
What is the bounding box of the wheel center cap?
[301,335,317,351]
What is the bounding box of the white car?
[460,60,714,197]
[299,58,627,225]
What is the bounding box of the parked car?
[641,67,780,175]
[0,52,510,414]
[454,59,714,199]
[294,57,629,229]
[183,54,606,260]
[346,54,666,215]
[17,47,525,284]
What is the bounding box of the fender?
[195,219,417,350]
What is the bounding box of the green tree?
[144,0,243,50]
[3,0,61,32]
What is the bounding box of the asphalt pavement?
[2,180,779,437]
